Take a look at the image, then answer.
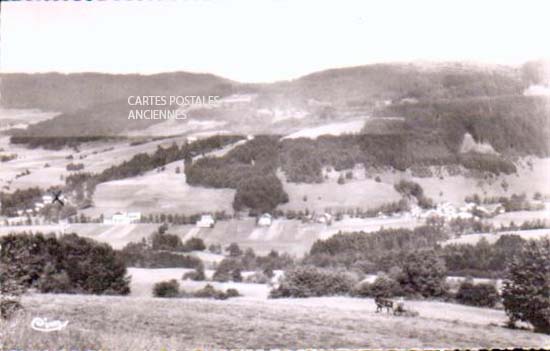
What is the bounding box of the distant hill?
[2,72,236,145]
[268,62,526,106]
[0,72,234,113]
[2,61,548,150]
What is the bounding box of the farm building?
[315,213,333,225]
[42,195,53,203]
[196,214,215,228]
[258,213,272,227]
[5,216,26,226]
[104,212,142,225]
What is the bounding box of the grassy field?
[280,175,402,213]
[411,158,550,204]
[1,293,548,350]
[87,164,235,218]
[83,139,249,218]
[128,268,271,298]
[0,134,191,192]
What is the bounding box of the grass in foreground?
[1,294,549,350]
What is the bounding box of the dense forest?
[377,95,550,157]
[305,224,529,279]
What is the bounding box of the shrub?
[0,233,130,295]
[151,231,183,251]
[182,264,206,281]
[119,241,203,269]
[456,280,499,307]
[183,237,206,252]
[226,243,243,257]
[233,174,289,213]
[244,270,271,284]
[37,263,72,293]
[417,195,434,209]
[270,266,357,298]
[153,279,180,298]
[353,274,402,298]
[66,163,85,171]
[0,241,27,319]
[394,180,424,198]
[213,258,243,282]
[225,288,240,298]
[502,238,550,334]
[193,284,227,300]
[398,250,448,298]
[208,243,222,254]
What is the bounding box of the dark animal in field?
[375,296,394,313]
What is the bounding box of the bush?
[502,238,550,334]
[37,263,72,293]
[193,284,228,300]
[119,241,203,269]
[244,270,271,284]
[183,237,206,251]
[456,280,499,307]
[353,274,402,298]
[66,163,85,171]
[153,279,180,298]
[213,258,243,282]
[394,180,424,198]
[208,243,222,254]
[226,243,243,257]
[270,266,357,298]
[0,242,26,319]
[225,288,240,298]
[182,264,206,281]
[0,233,130,295]
[151,231,183,251]
[233,174,289,213]
[398,250,448,298]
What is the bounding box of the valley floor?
[2,294,548,350]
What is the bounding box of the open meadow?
[1,293,548,350]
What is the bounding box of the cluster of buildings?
[2,195,57,225]
[410,202,498,221]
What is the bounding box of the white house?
[196,214,215,228]
[315,213,333,225]
[258,213,272,227]
[104,212,142,225]
[42,195,53,203]
[6,216,26,226]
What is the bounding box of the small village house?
[196,214,215,228]
[258,213,272,227]
[103,211,142,225]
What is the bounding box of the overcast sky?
[1,0,549,82]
